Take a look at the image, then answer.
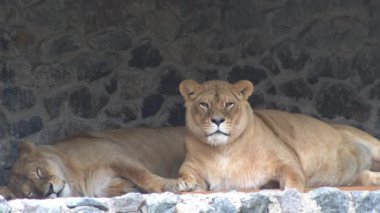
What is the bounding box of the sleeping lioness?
[2,127,184,199]
[164,80,380,193]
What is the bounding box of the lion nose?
[46,183,54,196]
[211,117,225,126]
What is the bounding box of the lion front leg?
[110,161,176,193]
[277,164,306,192]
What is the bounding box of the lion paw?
[177,179,197,192]
[164,179,198,193]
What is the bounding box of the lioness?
[2,127,184,199]
[164,80,380,193]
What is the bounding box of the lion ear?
[234,80,254,100]
[19,141,35,157]
[179,80,202,101]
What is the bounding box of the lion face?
[8,142,68,199]
[179,80,254,146]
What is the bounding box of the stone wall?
[0,0,380,184]
[1,188,380,212]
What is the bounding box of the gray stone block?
[260,57,280,76]
[279,78,313,100]
[44,92,70,119]
[316,83,371,122]
[10,116,43,139]
[0,110,9,139]
[280,189,302,213]
[73,53,115,82]
[168,103,185,126]
[240,193,270,213]
[69,87,109,119]
[23,1,67,31]
[310,56,351,80]
[104,105,137,123]
[88,29,132,51]
[142,94,164,118]
[146,193,178,213]
[275,41,310,71]
[228,65,268,85]
[107,193,146,213]
[0,86,35,112]
[159,69,183,96]
[128,43,163,69]
[33,64,74,90]
[352,191,380,213]
[207,197,237,213]
[66,197,108,211]
[309,187,349,213]
[353,44,380,84]
[40,34,81,62]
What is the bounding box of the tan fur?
[4,127,184,199]
[165,80,380,193]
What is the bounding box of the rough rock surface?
[0,188,379,213]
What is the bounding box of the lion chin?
[207,133,229,146]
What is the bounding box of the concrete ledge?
[1,187,380,212]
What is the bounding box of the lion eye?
[199,102,209,109]
[225,102,235,109]
[27,191,34,198]
[36,167,44,178]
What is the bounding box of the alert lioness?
[164,80,380,192]
[3,127,184,199]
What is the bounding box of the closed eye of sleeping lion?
[164,79,380,193]
[3,127,184,199]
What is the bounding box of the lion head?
[8,142,70,198]
[179,80,254,146]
